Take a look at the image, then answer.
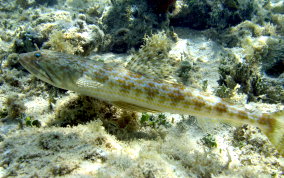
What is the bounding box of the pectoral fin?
[76,76,103,89]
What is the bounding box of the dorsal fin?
[126,57,157,78]
[126,56,175,80]
[125,31,175,80]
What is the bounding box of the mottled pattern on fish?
[19,50,284,155]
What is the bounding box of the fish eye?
[34,52,41,58]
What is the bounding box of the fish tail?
[263,110,284,156]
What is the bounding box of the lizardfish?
[19,50,284,155]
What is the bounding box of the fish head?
[19,50,83,90]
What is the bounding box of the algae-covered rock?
[1,0,59,10]
[206,17,284,104]
[10,8,106,55]
[233,124,278,157]
[34,0,58,6]
[49,94,139,138]
[176,60,200,85]
[270,0,284,14]
[103,0,170,53]
[2,94,26,120]
[217,46,284,104]
[170,0,259,30]
[13,30,45,53]
[0,121,115,177]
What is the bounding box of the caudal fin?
[264,111,284,156]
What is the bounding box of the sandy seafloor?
[0,0,284,177]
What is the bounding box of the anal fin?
[112,101,160,113]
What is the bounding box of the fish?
[19,50,284,155]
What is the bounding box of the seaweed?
[16,0,58,8]
[25,116,41,127]
[176,60,199,86]
[103,0,171,53]
[140,113,171,129]
[201,133,217,148]
[2,95,26,120]
[170,0,258,30]
[34,0,57,6]
[45,30,75,54]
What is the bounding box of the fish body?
[19,50,284,155]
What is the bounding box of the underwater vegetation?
[201,133,217,148]
[1,95,26,120]
[16,0,58,9]
[176,60,200,86]
[24,116,41,127]
[103,0,178,53]
[215,24,284,104]
[171,0,265,30]
[140,113,171,129]
[218,60,284,104]
[233,124,278,157]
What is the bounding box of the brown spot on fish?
[153,79,163,84]
[171,83,185,90]
[174,90,185,101]
[95,74,109,83]
[192,98,206,110]
[167,90,185,106]
[237,110,249,120]
[133,78,144,85]
[129,72,143,79]
[123,76,130,81]
[144,86,159,100]
[117,79,131,93]
[182,100,193,108]
[161,85,170,92]
[134,88,143,96]
[148,82,156,88]
[215,103,228,113]
[158,95,167,103]
[204,104,213,111]
[185,91,193,98]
